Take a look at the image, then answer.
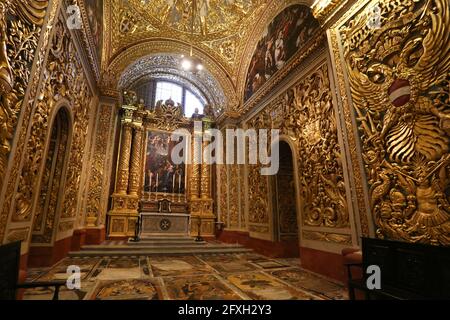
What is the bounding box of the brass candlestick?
[195,216,203,242]
[130,215,141,242]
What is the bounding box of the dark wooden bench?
[346,237,450,300]
[0,241,66,300]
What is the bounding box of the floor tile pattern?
[23,253,347,300]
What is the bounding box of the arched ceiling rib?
[118,54,225,106]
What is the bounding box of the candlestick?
[148,170,152,201]
[178,173,182,194]
[155,173,159,193]
[148,171,152,191]
[172,174,175,193]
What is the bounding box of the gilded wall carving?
[0,0,58,243]
[221,161,246,230]
[340,0,450,245]
[247,163,270,226]
[291,65,349,228]
[33,124,58,233]
[13,15,93,225]
[85,104,113,226]
[0,1,47,189]
[218,129,228,225]
[239,165,246,229]
[302,230,352,245]
[228,164,239,228]
[10,12,93,246]
[246,61,350,242]
[275,166,298,238]
[6,227,30,243]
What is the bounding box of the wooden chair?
[0,241,66,300]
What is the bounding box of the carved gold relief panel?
[339,0,450,245]
[218,164,227,219]
[239,165,246,229]
[293,64,349,229]
[13,15,93,225]
[33,124,59,234]
[0,0,58,243]
[0,1,48,190]
[247,162,270,226]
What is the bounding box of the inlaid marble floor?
[23,253,347,300]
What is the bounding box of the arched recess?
[106,39,238,111]
[28,105,73,267]
[269,135,302,257]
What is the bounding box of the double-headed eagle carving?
[343,0,450,244]
[347,0,449,164]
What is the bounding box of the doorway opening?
[28,108,71,267]
[271,140,299,257]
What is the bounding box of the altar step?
[129,237,205,246]
[68,238,252,257]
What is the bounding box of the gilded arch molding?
[118,54,226,107]
[104,39,237,111]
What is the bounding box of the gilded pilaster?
[128,125,143,196]
[190,129,201,200]
[200,138,211,199]
[190,123,215,237]
[107,98,141,238]
[116,123,132,194]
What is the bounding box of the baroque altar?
[106,92,216,238]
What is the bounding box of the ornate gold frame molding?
[74,0,102,82]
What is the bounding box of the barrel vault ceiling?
[100,1,315,106]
